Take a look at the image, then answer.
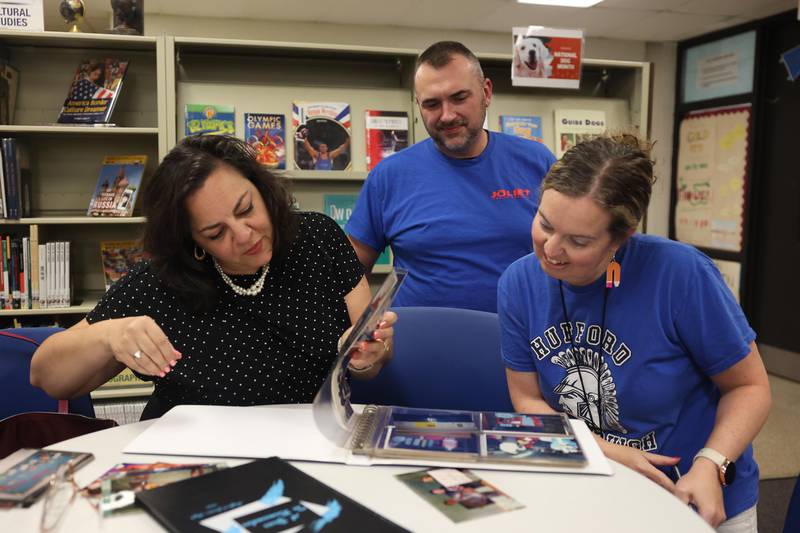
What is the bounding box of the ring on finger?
[132,350,142,359]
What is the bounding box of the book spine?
[56,241,64,308]
[46,241,53,309]
[21,235,28,309]
[348,405,383,452]
[30,224,38,309]
[1,138,19,218]
[64,241,70,307]
[0,233,4,309]
[10,237,19,309]
[3,236,9,309]
[38,243,46,309]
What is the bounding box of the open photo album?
[312,270,586,469]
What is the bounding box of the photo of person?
[295,119,351,170]
[560,133,575,153]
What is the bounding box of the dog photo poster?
[512,26,584,89]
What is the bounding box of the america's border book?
[364,110,409,171]
[244,113,286,169]
[499,115,543,143]
[136,457,408,532]
[185,104,235,136]
[57,58,129,124]
[323,194,390,266]
[292,102,351,171]
[87,156,146,217]
[99,240,143,290]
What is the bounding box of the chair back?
[785,475,800,533]
[0,412,117,459]
[0,327,95,419]
[349,307,514,412]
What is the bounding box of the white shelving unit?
[0,31,166,322]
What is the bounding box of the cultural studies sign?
[0,1,43,32]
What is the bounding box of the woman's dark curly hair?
[141,135,297,312]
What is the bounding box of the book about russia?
[87,155,146,217]
[185,104,235,136]
[293,101,351,171]
[124,269,611,476]
[364,110,409,171]
[99,240,143,290]
[136,457,408,532]
[244,113,286,169]
[57,58,129,125]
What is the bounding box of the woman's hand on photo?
[599,438,680,492]
[348,311,397,371]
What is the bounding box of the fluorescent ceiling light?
[517,0,603,7]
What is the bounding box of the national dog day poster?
[511,26,584,89]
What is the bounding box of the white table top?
[1,410,714,533]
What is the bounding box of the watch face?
[722,460,736,485]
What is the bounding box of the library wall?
[148,14,675,236]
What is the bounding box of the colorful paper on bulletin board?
[511,26,583,89]
[682,31,756,103]
[323,194,391,265]
[674,105,751,252]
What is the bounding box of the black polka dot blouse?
[87,212,364,419]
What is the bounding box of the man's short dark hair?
[416,41,484,79]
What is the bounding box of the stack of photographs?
[362,408,585,467]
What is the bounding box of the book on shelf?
[292,101,352,171]
[244,113,286,170]
[499,115,544,143]
[185,104,235,136]
[57,58,129,125]
[0,234,72,310]
[323,194,391,266]
[100,240,144,291]
[0,56,19,125]
[553,109,607,159]
[1,137,21,219]
[364,110,409,171]
[87,155,147,217]
[95,367,150,391]
[136,457,408,533]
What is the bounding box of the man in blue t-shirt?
[346,41,555,313]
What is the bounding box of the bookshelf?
[165,37,650,278]
[0,31,166,326]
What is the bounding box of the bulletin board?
[673,104,751,253]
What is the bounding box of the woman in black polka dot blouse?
[31,135,396,419]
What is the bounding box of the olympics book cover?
[364,110,409,171]
[244,113,286,170]
[292,102,351,171]
[57,58,129,124]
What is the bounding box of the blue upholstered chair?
[784,475,800,533]
[349,307,514,412]
[0,327,95,419]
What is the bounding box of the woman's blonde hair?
[542,132,656,241]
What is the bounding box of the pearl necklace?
[213,258,269,296]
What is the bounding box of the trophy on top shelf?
[58,0,93,33]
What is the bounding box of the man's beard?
[427,107,487,157]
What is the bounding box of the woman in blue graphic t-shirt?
[498,133,771,532]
